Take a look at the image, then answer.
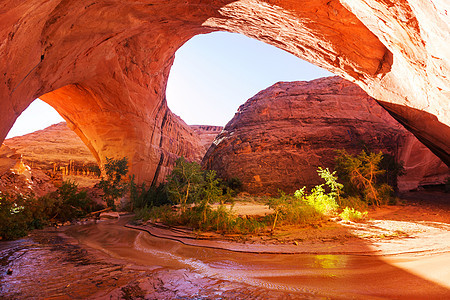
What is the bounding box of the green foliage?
[0,182,97,240]
[0,192,34,240]
[222,177,243,197]
[99,157,129,210]
[339,196,367,211]
[335,150,395,206]
[378,153,405,192]
[135,203,266,234]
[294,185,339,216]
[197,170,223,224]
[339,207,368,222]
[166,157,204,212]
[47,180,98,222]
[267,191,324,230]
[130,177,169,211]
[317,167,343,204]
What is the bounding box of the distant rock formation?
[203,77,448,195]
[2,121,216,186]
[0,144,54,196]
[190,125,223,152]
[4,122,98,177]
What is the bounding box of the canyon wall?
[190,125,224,153]
[203,77,448,195]
[4,122,97,175]
[0,0,448,184]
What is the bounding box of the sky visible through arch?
[6,32,332,139]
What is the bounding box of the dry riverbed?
[1,191,449,299]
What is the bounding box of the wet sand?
[1,191,449,299]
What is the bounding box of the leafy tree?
[335,150,394,206]
[99,157,129,210]
[198,170,222,224]
[166,157,204,212]
[317,167,343,205]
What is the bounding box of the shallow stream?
[1,218,449,299]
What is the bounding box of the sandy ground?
[135,191,450,256]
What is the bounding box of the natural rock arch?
[1,0,448,184]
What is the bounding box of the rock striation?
[203,77,448,195]
[4,122,97,175]
[0,1,448,185]
[0,144,54,196]
[190,125,224,153]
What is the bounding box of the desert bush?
[166,157,204,212]
[335,150,396,206]
[0,181,98,240]
[339,196,367,211]
[0,192,35,240]
[99,157,129,210]
[267,191,324,230]
[49,180,98,222]
[130,179,170,211]
[339,207,368,222]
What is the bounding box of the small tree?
[99,157,129,210]
[317,167,343,205]
[198,170,222,224]
[335,150,393,206]
[166,157,204,212]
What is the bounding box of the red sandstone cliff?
[4,122,97,175]
[203,77,449,195]
[190,125,223,152]
[0,1,448,185]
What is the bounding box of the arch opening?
[1,98,101,196]
[166,31,333,127]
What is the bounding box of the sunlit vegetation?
[0,149,402,240]
[334,150,403,206]
[133,150,400,234]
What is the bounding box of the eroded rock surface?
[0,144,54,196]
[4,122,97,173]
[0,0,448,184]
[203,77,448,195]
[190,125,224,152]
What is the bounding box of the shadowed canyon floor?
[1,192,449,299]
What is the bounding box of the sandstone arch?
[1,0,448,184]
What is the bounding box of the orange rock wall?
[203,77,448,195]
[0,0,448,184]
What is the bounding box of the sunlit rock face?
[190,125,224,153]
[0,144,54,196]
[4,122,97,173]
[203,77,448,195]
[0,0,448,184]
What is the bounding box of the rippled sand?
[1,214,449,299]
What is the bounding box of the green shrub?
[339,207,368,222]
[49,181,99,222]
[267,191,324,230]
[335,150,396,206]
[0,181,98,240]
[0,192,33,240]
[339,196,368,211]
[99,157,129,210]
[129,177,170,211]
[295,185,339,216]
[166,157,204,212]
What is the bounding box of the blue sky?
[6,32,331,138]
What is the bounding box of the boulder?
[203,77,448,195]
